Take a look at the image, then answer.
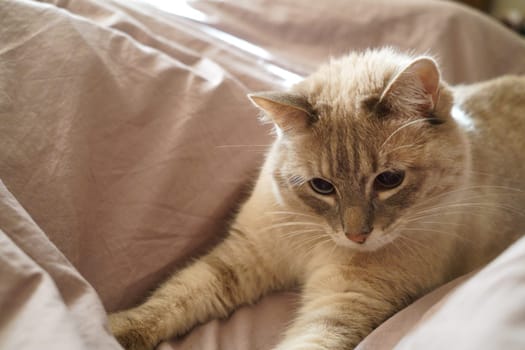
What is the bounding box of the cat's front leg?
[108,230,282,350]
[273,264,408,350]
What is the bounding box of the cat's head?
[249,48,469,252]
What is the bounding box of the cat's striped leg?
[108,230,281,350]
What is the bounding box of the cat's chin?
[331,229,398,252]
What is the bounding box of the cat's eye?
[374,170,405,191]
[309,178,335,195]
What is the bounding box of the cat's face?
[250,49,469,251]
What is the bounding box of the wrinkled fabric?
[0,0,524,349]
[0,180,121,349]
[395,236,525,350]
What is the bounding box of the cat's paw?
[108,312,156,350]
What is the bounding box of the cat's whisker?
[267,211,320,220]
[408,206,469,217]
[410,202,525,217]
[402,210,496,223]
[402,238,442,267]
[214,144,271,155]
[380,118,429,150]
[276,235,325,248]
[386,233,406,258]
[398,235,439,258]
[327,241,339,260]
[258,221,326,233]
[463,171,525,186]
[382,143,420,156]
[279,229,325,240]
[414,185,525,199]
[403,220,467,227]
[278,229,323,237]
[411,184,525,209]
[382,133,427,156]
[284,235,332,256]
[411,197,525,213]
[466,170,508,177]
[278,229,323,240]
[262,225,326,235]
[214,144,270,148]
[279,228,325,237]
[270,220,325,226]
[306,237,335,254]
[406,207,516,223]
[216,149,269,154]
[315,238,335,252]
[438,194,523,203]
[392,241,405,258]
[394,237,429,262]
[401,227,472,243]
[288,235,327,247]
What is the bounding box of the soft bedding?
[1,0,524,349]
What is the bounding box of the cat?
[108,48,525,350]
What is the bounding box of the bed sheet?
[1,0,524,349]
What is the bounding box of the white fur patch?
[452,105,476,132]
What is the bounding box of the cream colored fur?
[109,48,525,350]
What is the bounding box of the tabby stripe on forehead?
[332,127,353,178]
[329,127,339,177]
[335,131,351,177]
[351,128,360,178]
[321,122,334,177]
[326,131,335,177]
[369,145,378,173]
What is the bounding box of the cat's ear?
[380,57,441,113]
[248,92,316,132]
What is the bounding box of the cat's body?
[109,49,525,350]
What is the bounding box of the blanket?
[1,0,524,349]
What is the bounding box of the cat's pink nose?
[345,232,370,244]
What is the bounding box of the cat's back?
[454,75,525,180]
[451,76,525,270]
[454,75,525,133]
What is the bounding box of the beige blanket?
[1,0,524,349]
